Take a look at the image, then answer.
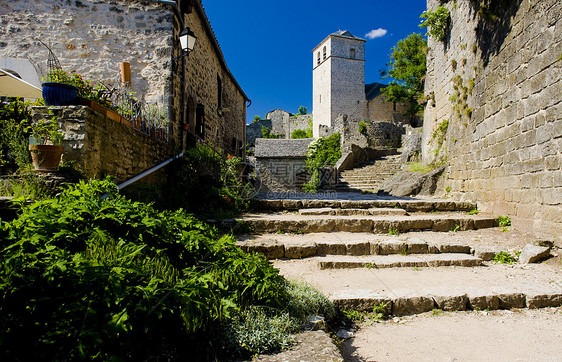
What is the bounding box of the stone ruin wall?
[424,0,562,235]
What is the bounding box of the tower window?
[323,46,327,60]
[350,48,356,59]
[317,52,320,65]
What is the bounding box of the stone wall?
[0,0,174,104]
[183,3,247,156]
[423,0,562,235]
[367,94,410,123]
[32,106,173,183]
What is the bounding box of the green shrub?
[358,121,368,136]
[302,133,341,193]
[498,215,511,227]
[291,129,309,139]
[0,178,285,360]
[420,5,451,41]
[0,98,37,169]
[493,251,517,264]
[221,280,335,356]
[282,280,336,321]
[261,126,280,139]
[221,307,297,355]
[165,143,251,218]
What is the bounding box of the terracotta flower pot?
[28,144,64,172]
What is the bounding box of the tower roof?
[329,30,365,41]
[313,30,366,51]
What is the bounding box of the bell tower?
[312,30,366,137]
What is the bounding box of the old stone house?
[423,0,561,234]
[0,0,247,165]
[312,30,411,138]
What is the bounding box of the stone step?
[252,197,477,212]
[330,288,562,316]
[236,237,473,259]
[299,207,408,216]
[240,213,497,234]
[272,258,562,316]
[318,253,482,269]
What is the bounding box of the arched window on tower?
[323,46,327,60]
[350,48,356,59]
[317,52,320,65]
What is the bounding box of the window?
[393,102,397,111]
[350,48,356,59]
[217,74,222,109]
[317,52,320,65]
[323,46,327,60]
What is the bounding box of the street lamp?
[179,27,197,55]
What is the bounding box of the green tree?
[252,115,261,123]
[298,106,307,115]
[381,33,427,118]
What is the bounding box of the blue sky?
[202,1,428,124]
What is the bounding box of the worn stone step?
[272,258,562,316]
[240,213,497,234]
[318,254,482,269]
[236,237,473,259]
[330,288,562,316]
[252,197,477,212]
[299,207,408,216]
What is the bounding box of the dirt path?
[342,308,562,362]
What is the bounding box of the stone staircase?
[238,194,562,318]
[246,195,496,234]
[336,155,402,193]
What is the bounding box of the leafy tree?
[260,126,280,139]
[252,115,261,123]
[298,106,307,115]
[381,33,427,118]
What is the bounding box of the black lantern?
[179,27,197,54]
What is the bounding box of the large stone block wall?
[424,0,562,235]
[32,106,173,183]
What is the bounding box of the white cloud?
[365,28,388,39]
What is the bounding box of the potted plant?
[28,118,64,172]
[42,68,81,106]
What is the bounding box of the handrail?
[101,152,184,199]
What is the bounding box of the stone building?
[312,30,411,137]
[254,138,313,193]
[423,0,561,234]
[0,0,247,159]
